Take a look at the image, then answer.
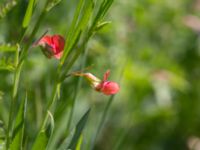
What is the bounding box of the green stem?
[41,82,60,130]
[66,48,88,134]
[6,62,23,149]
[90,60,126,150]
[90,95,114,150]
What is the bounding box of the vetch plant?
[0,0,117,149]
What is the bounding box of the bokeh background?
[0,0,200,150]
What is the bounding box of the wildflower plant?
[0,0,119,149]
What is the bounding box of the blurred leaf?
[67,108,90,150]
[0,0,17,19]
[67,108,90,149]
[31,130,48,150]
[61,0,94,64]
[95,21,111,31]
[0,91,3,100]
[0,120,5,150]
[32,111,55,150]
[22,0,35,28]
[57,128,75,150]
[60,0,85,63]
[0,44,18,52]
[0,59,15,72]
[46,0,62,12]
[47,110,55,139]
[75,134,83,150]
[10,93,27,150]
[92,0,114,27]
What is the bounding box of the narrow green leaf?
[57,109,90,150]
[60,0,93,80]
[75,134,83,150]
[90,95,115,150]
[0,120,5,150]
[92,0,114,28]
[0,44,18,52]
[47,111,55,140]
[10,93,27,150]
[46,0,62,12]
[32,111,55,150]
[61,0,85,64]
[31,130,48,150]
[0,0,17,19]
[67,108,91,150]
[13,62,23,99]
[57,128,75,150]
[0,91,4,100]
[0,65,15,72]
[95,21,111,31]
[22,0,35,28]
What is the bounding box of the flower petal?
[38,35,52,47]
[103,70,110,81]
[101,81,120,95]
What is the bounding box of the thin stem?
[90,61,126,150]
[6,46,22,149]
[41,82,60,130]
[66,48,88,134]
[90,95,114,150]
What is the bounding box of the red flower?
[95,70,120,95]
[36,34,65,59]
[73,70,120,95]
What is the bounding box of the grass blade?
[32,111,55,150]
[46,0,62,12]
[31,130,48,150]
[67,108,91,150]
[22,0,35,28]
[0,44,18,52]
[75,134,83,150]
[10,93,27,150]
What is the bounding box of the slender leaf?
[0,44,17,52]
[31,130,48,150]
[61,0,85,64]
[10,93,27,150]
[0,0,17,19]
[0,65,15,72]
[46,0,62,12]
[0,120,5,150]
[90,96,114,149]
[32,110,55,150]
[95,21,111,31]
[57,109,90,150]
[22,0,35,28]
[75,134,83,150]
[57,128,75,150]
[67,108,91,150]
[60,0,93,80]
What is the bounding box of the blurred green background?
[0,0,200,149]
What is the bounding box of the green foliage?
[0,0,17,19]
[0,0,199,150]
[22,0,35,28]
[10,94,27,150]
[67,108,90,149]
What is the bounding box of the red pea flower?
[35,34,65,59]
[73,70,120,95]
